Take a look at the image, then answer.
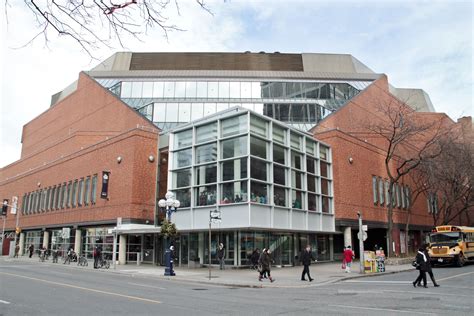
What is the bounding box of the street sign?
[62,227,71,239]
[11,196,18,215]
[362,224,368,231]
[357,231,368,241]
[210,210,221,218]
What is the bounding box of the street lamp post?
[158,191,180,276]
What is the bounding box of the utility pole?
[357,211,365,274]
[208,213,211,281]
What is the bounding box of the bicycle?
[77,255,88,267]
[98,255,110,269]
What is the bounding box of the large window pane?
[153,103,166,122]
[218,82,230,98]
[78,179,84,206]
[241,82,251,98]
[291,104,307,122]
[290,132,301,150]
[174,149,192,168]
[250,136,267,159]
[251,181,268,204]
[204,103,216,116]
[275,104,290,121]
[67,182,72,208]
[166,103,179,121]
[306,139,315,155]
[307,158,315,174]
[174,129,192,149]
[178,103,191,122]
[195,185,217,206]
[251,82,261,98]
[191,103,204,120]
[185,82,197,98]
[196,122,217,144]
[174,189,191,208]
[142,82,153,98]
[221,181,248,203]
[222,136,247,159]
[84,176,91,205]
[164,82,175,98]
[308,193,317,211]
[292,190,303,209]
[307,175,316,192]
[195,164,217,185]
[292,171,303,190]
[196,143,217,164]
[72,181,77,207]
[251,158,267,181]
[320,146,329,161]
[322,197,331,213]
[121,82,132,97]
[222,158,247,181]
[321,178,330,195]
[197,82,207,98]
[131,82,143,98]
[91,175,97,204]
[229,82,240,98]
[274,186,287,207]
[152,82,164,98]
[273,165,286,186]
[320,161,329,178]
[208,82,218,98]
[250,115,268,138]
[273,125,286,144]
[175,82,186,98]
[221,115,247,137]
[173,169,191,188]
[291,151,302,169]
[273,144,286,165]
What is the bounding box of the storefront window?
[195,185,217,206]
[222,158,247,181]
[221,181,248,203]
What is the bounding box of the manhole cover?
[192,288,208,291]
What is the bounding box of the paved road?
[0,260,472,315]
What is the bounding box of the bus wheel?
[455,253,465,267]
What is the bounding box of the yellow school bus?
[428,225,474,267]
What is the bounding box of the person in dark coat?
[416,245,439,287]
[413,247,428,288]
[28,244,34,258]
[217,243,225,270]
[93,245,102,269]
[250,248,260,270]
[258,249,275,282]
[300,245,316,281]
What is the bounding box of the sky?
[1,0,472,167]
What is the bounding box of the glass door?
[143,234,154,263]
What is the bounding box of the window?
[372,176,378,205]
[166,103,179,121]
[175,82,186,98]
[222,158,247,181]
[72,180,78,207]
[250,115,268,138]
[196,143,217,164]
[273,145,286,165]
[173,169,192,188]
[196,123,217,144]
[229,82,240,98]
[174,149,192,168]
[307,175,316,192]
[385,180,390,206]
[221,115,247,138]
[291,151,302,170]
[78,178,84,206]
[273,165,287,186]
[251,82,261,98]
[322,196,331,213]
[272,125,286,144]
[85,177,91,205]
[174,129,192,149]
[91,175,97,204]
[67,182,72,208]
[290,132,301,150]
[38,189,44,211]
[320,146,329,161]
[195,185,217,206]
[208,82,218,98]
[320,162,329,178]
[185,82,197,98]
[396,184,402,208]
[218,82,230,98]
[62,184,67,208]
[164,82,175,97]
[250,181,268,204]
[152,82,164,98]
[204,103,216,116]
[142,82,153,97]
[51,187,56,210]
[191,103,204,121]
[241,82,251,98]
[178,103,191,122]
[292,171,304,190]
[405,186,411,209]
[221,181,248,204]
[197,82,207,98]
[130,82,143,98]
[307,158,315,174]
[401,185,406,209]
[250,158,267,181]
[306,139,315,156]
[274,186,287,207]
[308,193,317,211]
[195,164,217,185]
[55,184,61,209]
[378,178,385,205]
[250,137,267,159]
[222,136,247,159]
[292,190,303,209]
[321,179,330,195]
[174,189,191,208]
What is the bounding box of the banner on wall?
[100,171,110,199]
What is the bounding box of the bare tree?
[6,0,213,57]
[422,137,474,226]
[366,98,451,256]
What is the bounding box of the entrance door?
[270,234,292,266]
[143,234,154,263]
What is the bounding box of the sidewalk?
[1,255,414,288]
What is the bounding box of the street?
[0,259,473,315]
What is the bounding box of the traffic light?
[2,199,8,216]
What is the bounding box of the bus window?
[430,232,460,243]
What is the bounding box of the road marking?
[329,304,435,315]
[128,282,166,290]
[436,271,474,282]
[0,272,161,304]
[345,280,409,284]
[0,299,11,304]
[384,290,473,298]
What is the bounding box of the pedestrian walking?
[52,247,59,263]
[14,244,20,258]
[343,245,355,273]
[250,248,260,270]
[28,244,34,258]
[93,245,102,269]
[217,243,225,270]
[258,249,275,282]
[300,245,316,281]
[412,247,429,288]
[416,244,439,287]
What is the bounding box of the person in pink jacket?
[343,246,355,273]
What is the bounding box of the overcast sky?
[1,0,472,167]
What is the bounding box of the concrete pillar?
[119,234,127,265]
[19,233,25,255]
[198,232,204,264]
[329,235,334,261]
[343,227,352,248]
[42,231,50,249]
[74,229,82,254]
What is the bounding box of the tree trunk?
[387,183,394,257]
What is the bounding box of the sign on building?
[62,228,71,239]
[101,171,110,199]
[11,196,18,215]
